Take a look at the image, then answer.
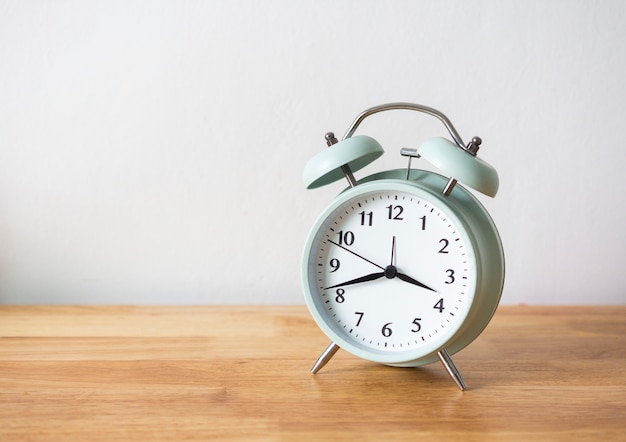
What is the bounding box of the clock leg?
[311,341,340,374]
[437,348,467,391]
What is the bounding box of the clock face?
[303,181,477,363]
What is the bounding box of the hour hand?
[396,272,437,292]
[324,272,385,290]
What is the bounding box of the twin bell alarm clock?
[301,103,505,390]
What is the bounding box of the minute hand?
[328,240,385,270]
[396,272,437,292]
[324,272,385,290]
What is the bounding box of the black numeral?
[358,211,373,226]
[386,205,404,220]
[445,269,455,284]
[419,215,426,231]
[337,230,355,246]
[381,322,393,337]
[354,311,364,326]
[433,298,445,313]
[438,239,449,253]
[411,317,422,332]
[335,288,345,303]
[329,258,340,272]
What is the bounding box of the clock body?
[301,169,504,367]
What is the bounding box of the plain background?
[1,0,625,305]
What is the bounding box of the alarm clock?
[301,103,505,390]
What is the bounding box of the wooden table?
[0,306,624,441]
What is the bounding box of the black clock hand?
[328,240,385,270]
[388,236,436,292]
[324,272,385,290]
[328,236,436,292]
[396,272,437,292]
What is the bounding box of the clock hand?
[328,240,385,270]
[325,266,435,292]
[324,272,385,290]
[327,236,435,292]
[396,272,437,292]
[388,236,436,292]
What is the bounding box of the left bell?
[303,135,384,189]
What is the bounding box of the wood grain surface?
[0,305,624,441]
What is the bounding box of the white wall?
[1,0,625,305]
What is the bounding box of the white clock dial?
[304,182,477,363]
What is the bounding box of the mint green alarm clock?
[301,103,505,390]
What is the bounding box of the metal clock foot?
[437,348,467,391]
[311,341,340,374]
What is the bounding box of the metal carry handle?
[341,102,466,150]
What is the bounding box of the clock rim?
[302,173,503,366]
